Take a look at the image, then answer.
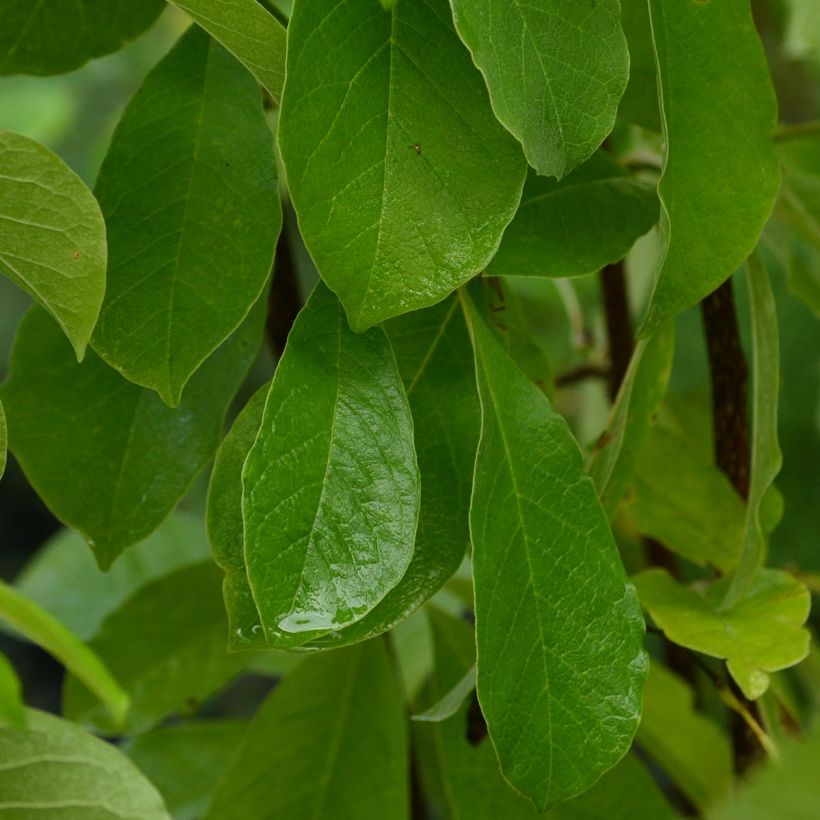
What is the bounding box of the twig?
[599,261,634,402]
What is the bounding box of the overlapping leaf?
[278,0,526,330]
[0,131,106,359]
[618,0,660,131]
[464,290,647,810]
[0,652,24,727]
[93,26,280,406]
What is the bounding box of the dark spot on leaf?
[72,250,81,260]
[409,143,422,155]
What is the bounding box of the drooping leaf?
[242,284,419,647]
[15,512,210,641]
[640,0,780,331]
[0,709,169,819]
[723,255,783,606]
[637,662,732,811]
[618,0,661,132]
[63,563,248,735]
[449,0,629,178]
[0,580,129,726]
[170,0,287,100]
[0,299,263,570]
[486,152,658,279]
[412,665,476,724]
[205,641,408,820]
[588,322,675,519]
[463,289,647,811]
[125,720,248,820]
[278,0,526,330]
[0,0,164,76]
[92,26,280,406]
[0,131,106,359]
[634,568,811,700]
[0,651,25,727]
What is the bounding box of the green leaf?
[723,255,783,606]
[634,568,811,700]
[63,563,247,735]
[0,1,164,76]
[0,580,129,726]
[618,0,660,131]
[777,133,820,258]
[92,26,280,406]
[0,300,263,569]
[0,131,106,359]
[412,665,476,723]
[463,289,647,811]
[640,0,780,331]
[0,399,6,480]
[0,651,25,727]
[242,284,419,647]
[637,662,732,811]
[169,0,287,101]
[486,152,658,279]
[588,322,675,519]
[449,0,629,178]
[125,720,247,820]
[0,709,169,819]
[14,512,210,641]
[205,641,408,820]
[278,0,526,330]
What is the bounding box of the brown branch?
[266,231,302,358]
[598,261,634,402]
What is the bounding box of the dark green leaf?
[641,0,780,331]
[63,563,248,734]
[463,289,647,810]
[618,0,660,131]
[449,0,628,178]
[0,709,169,819]
[242,284,419,647]
[0,299,263,569]
[0,0,164,76]
[0,651,25,727]
[0,399,5,480]
[205,641,408,820]
[486,152,658,279]
[278,0,526,330]
[92,26,280,406]
[0,131,106,359]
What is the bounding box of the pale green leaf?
[0,709,169,819]
[449,0,629,178]
[777,132,820,263]
[634,568,811,700]
[93,26,280,406]
[463,289,647,811]
[205,642,408,820]
[412,665,476,723]
[125,720,247,820]
[0,651,25,727]
[0,131,106,359]
[486,152,658,279]
[641,0,780,331]
[14,512,210,641]
[242,284,419,647]
[278,0,526,330]
[63,563,247,735]
[0,299,263,569]
[0,580,128,726]
[0,0,164,76]
[170,0,287,100]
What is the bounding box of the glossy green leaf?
[634,568,811,700]
[125,720,247,820]
[170,0,287,100]
[0,300,263,569]
[242,284,419,647]
[63,563,247,734]
[0,131,106,359]
[205,641,408,820]
[278,0,526,330]
[588,323,675,519]
[486,152,658,279]
[463,290,647,811]
[449,0,629,178]
[15,512,210,641]
[0,0,164,76]
[0,709,169,819]
[618,0,660,131]
[637,662,732,811]
[723,256,784,605]
[0,580,128,726]
[0,651,25,727]
[641,0,780,331]
[92,26,280,406]
[0,399,6,480]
